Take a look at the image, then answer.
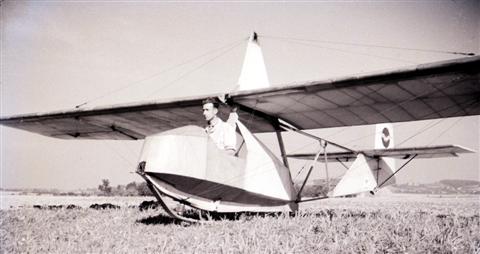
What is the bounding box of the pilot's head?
[202,98,219,122]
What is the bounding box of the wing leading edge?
[1,56,479,140]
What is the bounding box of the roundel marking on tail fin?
[382,128,390,148]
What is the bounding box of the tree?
[125,181,138,196]
[98,179,112,196]
[126,181,137,190]
[136,182,153,196]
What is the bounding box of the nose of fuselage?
[136,161,146,175]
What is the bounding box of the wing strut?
[376,154,417,189]
[323,141,330,192]
[296,143,323,201]
[278,121,356,153]
[275,128,290,168]
[232,101,356,153]
[295,140,331,202]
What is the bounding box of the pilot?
[202,97,237,155]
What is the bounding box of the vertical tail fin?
[330,123,397,197]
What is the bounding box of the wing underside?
[1,56,479,139]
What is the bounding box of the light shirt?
[205,116,237,152]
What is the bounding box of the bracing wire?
[396,119,445,147]
[262,35,476,57]
[397,100,479,147]
[344,98,478,148]
[265,36,418,64]
[426,117,464,146]
[147,39,245,99]
[340,120,439,149]
[74,37,247,108]
[293,163,308,181]
[101,141,137,169]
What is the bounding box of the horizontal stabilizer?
[287,145,475,161]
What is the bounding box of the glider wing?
[231,56,480,130]
[1,56,479,139]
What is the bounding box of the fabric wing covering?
[0,56,479,140]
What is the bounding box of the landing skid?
[141,176,207,223]
[139,174,296,222]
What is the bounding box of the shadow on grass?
[136,213,184,225]
[136,200,288,225]
[136,210,286,225]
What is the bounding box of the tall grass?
[1,195,478,253]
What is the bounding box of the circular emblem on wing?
[382,127,390,148]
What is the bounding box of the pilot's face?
[203,103,217,121]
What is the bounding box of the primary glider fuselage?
[137,123,298,213]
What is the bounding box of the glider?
[1,33,478,222]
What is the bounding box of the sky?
[1,1,479,190]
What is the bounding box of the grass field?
[1,194,479,253]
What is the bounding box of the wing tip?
[450,144,476,154]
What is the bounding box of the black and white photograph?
[1,1,479,253]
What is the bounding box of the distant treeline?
[2,179,479,197]
[393,179,480,195]
[1,180,153,197]
[438,179,480,188]
[294,179,480,197]
[97,179,153,196]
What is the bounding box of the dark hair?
[202,97,219,108]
